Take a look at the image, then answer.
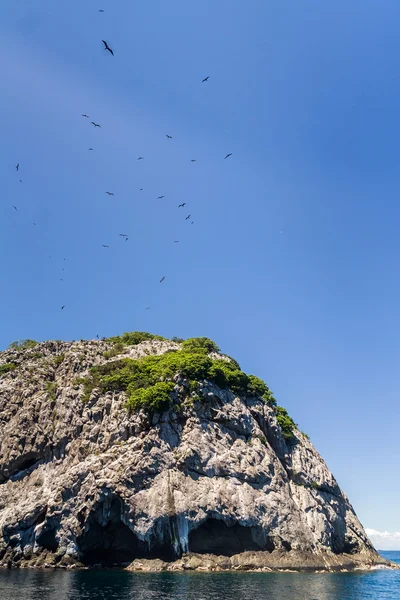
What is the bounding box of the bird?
[91,122,101,128]
[19,180,22,183]
[178,203,186,208]
[105,192,114,196]
[13,205,18,211]
[16,163,19,171]
[96,334,99,339]
[166,134,172,139]
[99,9,104,12]
[160,276,166,283]
[119,233,128,238]
[145,307,151,310]
[185,214,191,220]
[102,40,114,56]
[174,240,180,243]
[224,153,232,159]
[140,188,143,191]
[190,159,196,162]
[157,195,165,199]
[102,244,110,248]
[202,76,210,82]
[61,305,65,310]
[60,279,64,282]
[81,114,89,118]
[88,148,94,151]
[137,157,144,160]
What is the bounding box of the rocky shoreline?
[0,550,397,573]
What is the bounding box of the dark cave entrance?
[188,519,271,556]
[78,498,142,566]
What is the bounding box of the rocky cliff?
[0,334,389,571]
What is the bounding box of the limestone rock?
[0,338,390,571]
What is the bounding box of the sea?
[0,552,398,600]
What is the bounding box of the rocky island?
[0,333,390,571]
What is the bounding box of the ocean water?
[0,552,399,600]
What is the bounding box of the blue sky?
[1,0,400,546]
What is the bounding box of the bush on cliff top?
[0,362,17,376]
[81,336,279,414]
[8,339,38,350]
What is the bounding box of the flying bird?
[102,244,110,248]
[140,188,143,191]
[91,122,101,128]
[224,153,232,159]
[19,180,22,183]
[145,307,151,310]
[105,192,114,196]
[166,134,172,139]
[190,159,196,162]
[96,334,99,339]
[185,214,191,220]
[178,203,186,208]
[88,148,94,151]
[13,205,18,211]
[202,76,210,82]
[16,163,19,171]
[157,195,165,199]
[119,233,128,238]
[160,276,166,283]
[102,40,114,56]
[137,157,144,160]
[174,240,180,243]
[61,305,65,310]
[60,279,64,282]
[99,9,104,12]
[81,114,89,118]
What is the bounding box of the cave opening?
[78,498,141,566]
[188,519,271,556]
[78,498,178,566]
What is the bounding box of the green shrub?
[181,337,220,354]
[46,381,58,402]
[78,340,295,428]
[54,354,65,367]
[275,406,296,440]
[8,339,38,350]
[126,381,175,413]
[107,331,165,346]
[0,363,17,376]
[310,481,322,490]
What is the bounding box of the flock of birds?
[11,9,234,313]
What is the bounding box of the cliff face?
[0,337,385,571]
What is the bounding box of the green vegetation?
[102,331,166,359]
[181,337,220,354]
[0,362,17,376]
[275,406,296,440]
[76,334,296,439]
[54,353,65,367]
[45,381,58,402]
[107,331,165,346]
[8,339,38,350]
[310,481,322,491]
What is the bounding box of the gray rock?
[0,339,392,571]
